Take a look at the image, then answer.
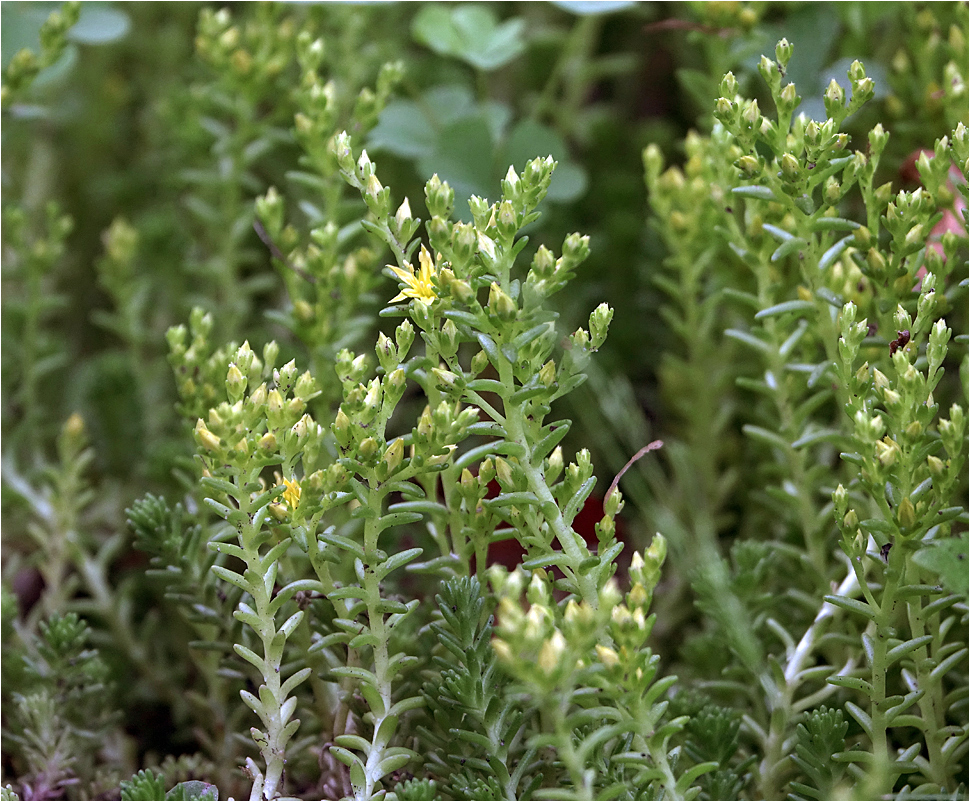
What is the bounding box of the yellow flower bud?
[194,419,222,452]
[538,630,567,675]
[595,644,620,668]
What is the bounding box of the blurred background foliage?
[1,1,967,797]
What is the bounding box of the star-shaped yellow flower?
[388,245,439,304]
[281,477,301,510]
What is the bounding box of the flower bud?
[780,153,800,181]
[495,457,515,489]
[432,367,460,392]
[589,303,613,348]
[595,644,620,668]
[471,350,489,375]
[538,630,567,676]
[742,99,761,127]
[775,38,793,67]
[439,319,460,358]
[737,155,760,176]
[719,71,738,98]
[866,248,887,276]
[249,383,268,409]
[780,82,798,107]
[488,282,517,322]
[926,455,945,478]
[275,360,299,394]
[194,419,222,452]
[394,197,412,230]
[715,96,735,120]
[333,408,352,448]
[292,414,311,441]
[897,496,917,530]
[824,78,845,113]
[904,224,925,252]
[381,438,404,476]
[226,364,247,402]
[643,143,664,182]
[875,437,900,467]
[358,437,379,460]
[539,360,556,388]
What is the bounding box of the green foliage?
[2,2,967,801]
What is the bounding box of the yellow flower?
[388,245,439,304]
[281,477,301,510]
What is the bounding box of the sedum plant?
[2,3,967,801]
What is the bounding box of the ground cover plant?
[1,2,967,800]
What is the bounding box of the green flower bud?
[394,197,412,230]
[358,437,379,460]
[376,332,395,368]
[737,155,760,176]
[824,176,841,204]
[539,360,556,388]
[589,303,613,348]
[470,350,489,376]
[904,420,923,440]
[439,319,460,358]
[249,383,268,409]
[715,96,735,120]
[780,82,798,108]
[926,455,945,478]
[275,360,299,394]
[720,71,738,98]
[532,245,556,279]
[854,226,872,248]
[872,369,890,389]
[479,457,496,485]
[882,388,902,408]
[258,431,277,452]
[742,99,761,127]
[875,437,900,467]
[432,367,460,392]
[333,408,352,448]
[386,368,407,398]
[450,276,475,305]
[562,232,590,264]
[497,200,517,239]
[226,363,248,403]
[897,496,917,530]
[545,446,563,484]
[775,38,793,67]
[643,143,664,182]
[381,438,404,476]
[286,396,306,420]
[292,414,311,441]
[824,79,846,115]
[488,282,517,322]
[394,320,415,358]
[904,224,925,252]
[833,483,849,515]
[494,457,514,489]
[866,248,887,276]
[453,222,477,263]
[780,153,800,181]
